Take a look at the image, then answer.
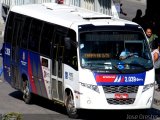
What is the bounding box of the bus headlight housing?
[80,82,100,93]
[142,83,154,92]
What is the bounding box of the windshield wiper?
[84,62,104,69]
[89,63,123,73]
[84,62,93,68]
[112,65,123,74]
[126,63,147,70]
[99,62,124,73]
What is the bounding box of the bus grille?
[103,86,138,93]
[103,86,138,105]
[107,98,135,105]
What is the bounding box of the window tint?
[64,29,78,70]
[53,32,65,78]
[4,12,14,43]
[12,14,25,47]
[51,26,68,77]
[40,23,55,57]
[28,19,43,52]
[20,17,32,49]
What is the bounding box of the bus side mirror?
[65,37,71,50]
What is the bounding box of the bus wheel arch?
[22,74,32,104]
[65,88,79,119]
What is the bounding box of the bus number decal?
[65,72,68,79]
[65,72,73,80]
[124,76,143,82]
[5,48,10,56]
[95,72,145,85]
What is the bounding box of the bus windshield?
[79,29,153,73]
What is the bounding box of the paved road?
[0,81,160,120]
[119,0,146,21]
[0,81,76,120]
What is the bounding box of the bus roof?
[10,3,138,29]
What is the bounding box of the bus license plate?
[114,93,129,99]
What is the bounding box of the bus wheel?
[23,80,32,104]
[65,91,79,119]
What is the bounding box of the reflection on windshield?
[79,30,153,73]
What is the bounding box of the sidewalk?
[0,17,4,36]
[124,0,146,5]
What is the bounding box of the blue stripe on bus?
[94,72,146,86]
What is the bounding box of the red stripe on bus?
[96,75,116,82]
[28,54,37,94]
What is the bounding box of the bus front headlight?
[142,83,154,92]
[80,82,100,93]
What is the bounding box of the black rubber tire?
[22,80,32,104]
[65,92,79,119]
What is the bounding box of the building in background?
[0,0,56,21]
[1,0,120,22]
[63,0,119,17]
[0,0,148,22]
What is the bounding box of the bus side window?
[40,23,55,57]
[28,19,43,52]
[53,32,65,78]
[20,17,32,49]
[4,11,14,43]
[41,58,48,67]
[12,13,25,47]
[64,30,78,70]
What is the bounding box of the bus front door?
[51,45,64,101]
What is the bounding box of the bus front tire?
[23,80,32,104]
[65,91,79,119]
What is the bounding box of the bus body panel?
[40,56,52,99]
[77,85,154,109]
[24,51,49,98]
[63,64,79,105]
[2,3,155,116]
[3,43,11,84]
[20,49,58,100]
[75,68,154,109]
